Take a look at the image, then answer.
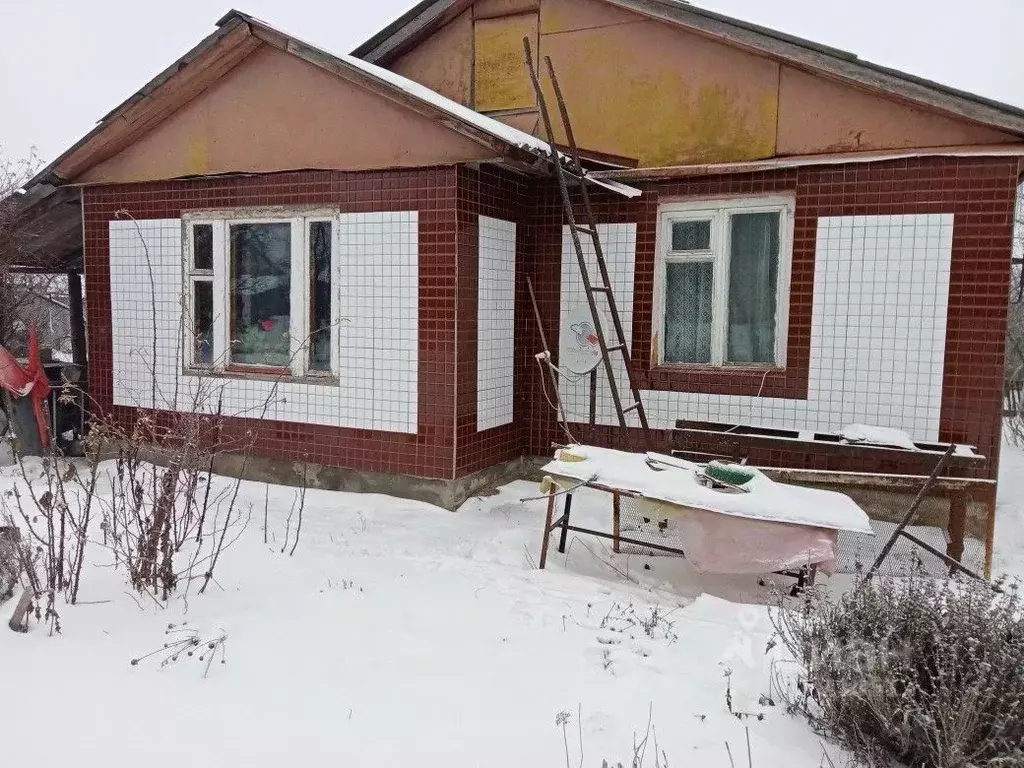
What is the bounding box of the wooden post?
[538,490,557,569]
[984,495,997,579]
[612,492,621,554]
[947,491,968,565]
[8,589,33,633]
[68,270,88,369]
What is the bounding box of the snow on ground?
[0,461,844,767]
[994,435,1024,581]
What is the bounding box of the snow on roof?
[221,11,642,198]
[337,52,641,198]
[339,53,550,156]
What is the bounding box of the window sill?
[651,363,786,374]
[183,367,340,387]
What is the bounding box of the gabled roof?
[28,10,639,197]
[352,0,1024,138]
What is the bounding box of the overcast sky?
[2,0,1023,164]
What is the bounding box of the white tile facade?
[476,216,517,431]
[558,223,641,427]
[109,212,420,434]
[557,214,954,441]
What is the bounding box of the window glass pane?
[193,224,213,271]
[664,261,714,364]
[230,223,292,368]
[671,220,711,251]
[727,212,780,364]
[193,280,214,365]
[309,221,332,372]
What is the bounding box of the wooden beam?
[68,270,87,369]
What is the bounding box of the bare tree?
[0,146,57,357]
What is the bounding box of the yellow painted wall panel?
[540,16,780,166]
[392,10,474,106]
[474,13,539,112]
[475,0,540,19]
[540,0,639,35]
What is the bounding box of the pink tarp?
[637,499,838,575]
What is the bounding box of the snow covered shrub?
[773,571,1024,767]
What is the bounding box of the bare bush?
[772,571,1024,767]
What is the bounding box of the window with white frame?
[656,197,792,367]
[185,212,336,377]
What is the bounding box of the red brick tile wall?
[453,166,530,476]
[520,157,1022,480]
[84,168,462,479]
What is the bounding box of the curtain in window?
[664,261,714,363]
[230,223,292,368]
[727,212,779,364]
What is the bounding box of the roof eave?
[590,144,1024,182]
[25,15,255,189]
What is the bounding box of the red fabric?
[25,328,51,448]
[0,345,32,397]
[0,327,51,448]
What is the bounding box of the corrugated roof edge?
[351,0,1024,136]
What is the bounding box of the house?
[19,2,1023,563]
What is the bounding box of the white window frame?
[183,209,340,379]
[653,195,794,368]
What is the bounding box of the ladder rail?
[543,55,651,436]
[522,37,652,444]
[523,39,632,431]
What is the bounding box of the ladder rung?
[590,285,612,294]
[606,343,627,354]
[622,402,642,414]
[573,224,597,236]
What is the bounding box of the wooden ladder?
[523,39,652,445]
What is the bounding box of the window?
[656,197,792,367]
[185,212,336,377]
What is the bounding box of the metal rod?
[526,275,572,440]
[555,524,687,557]
[863,444,957,584]
[558,493,573,553]
[898,530,995,586]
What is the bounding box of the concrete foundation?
[203,452,537,511]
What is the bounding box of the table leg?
[557,493,573,554]
[539,490,556,569]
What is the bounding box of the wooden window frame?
[653,195,795,369]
